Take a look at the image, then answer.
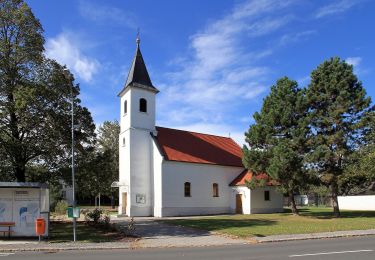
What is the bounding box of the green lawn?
[79,206,118,215]
[164,207,375,238]
[49,221,130,243]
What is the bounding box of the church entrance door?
[122,192,127,215]
[236,194,243,214]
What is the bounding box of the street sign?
[67,207,80,218]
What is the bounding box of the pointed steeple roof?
[118,36,159,96]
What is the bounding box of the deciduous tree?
[75,121,119,202]
[0,0,95,182]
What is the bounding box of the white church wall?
[118,86,156,217]
[250,186,284,213]
[119,88,131,216]
[128,129,153,216]
[129,88,156,131]
[161,161,243,217]
[120,88,131,133]
[152,139,164,217]
[118,129,130,215]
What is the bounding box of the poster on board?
[0,189,12,223]
[12,189,40,236]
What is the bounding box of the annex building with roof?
[115,38,283,217]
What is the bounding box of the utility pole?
[71,75,76,242]
[64,69,76,242]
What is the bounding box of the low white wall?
[338,195,375,211]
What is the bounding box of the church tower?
[118,36,159,216]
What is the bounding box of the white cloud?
[45,33,99,82]
[246,15,293,37]
[315,0,362,18]
[346,56,367,75]
[346,56,362,67]
[78,0,137,28]
[157,0,297,138]
[297,75,311,86]
[279,30,317,46]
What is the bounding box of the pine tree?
[243,77,310,215]
[306,57,372,217]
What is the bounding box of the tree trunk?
[289,191,299,215]
[111,194,115,209]
[9,93,27,182]
[14,163,26,182]
[331,181,341,217]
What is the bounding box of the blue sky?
[27,0,375,145]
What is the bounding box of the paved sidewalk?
[0,241,135,252]
[254,229,375,243]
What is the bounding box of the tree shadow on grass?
[162,218,277,236]
[288,207,375,219]
[49,221,127,243]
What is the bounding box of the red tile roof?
[229,170,272,186]
[154,126,243,167]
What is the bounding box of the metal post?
[70,75,76,242]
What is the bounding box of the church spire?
[119,33,158,96]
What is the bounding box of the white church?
[114,38,284,217]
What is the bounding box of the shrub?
[124,217,135,236]
[101,211,111,228]
[85,208,103,224]
[54,200,69,215]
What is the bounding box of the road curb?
[0,246,132,253]
[1,229,375,252]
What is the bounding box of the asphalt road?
[1,236,374,260]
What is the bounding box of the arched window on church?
[184,182,191,197]
[140,98,147,113]
[124,100,127,115]
[213,183,219,197]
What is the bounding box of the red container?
[35,218,46,236]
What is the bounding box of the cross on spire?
[136,28,140,46]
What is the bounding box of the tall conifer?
[306,57,371,217]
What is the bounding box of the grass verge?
[49,221,133,243]
[164,207,375,238]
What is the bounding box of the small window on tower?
[124,100,127,115]
[140,98,147,113]
[122,137,126,147]
[184,182,191,197]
